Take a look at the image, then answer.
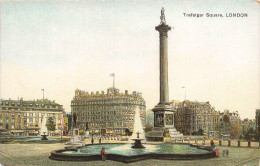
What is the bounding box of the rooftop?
[0,98,62,106]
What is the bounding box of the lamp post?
[91,128,94,144]
[208,121,211,139]
[60,127,63,142]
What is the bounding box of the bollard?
[238,140,240,147]
[248,141,251,147]
[228,140,231,146]
[219,140,222,146]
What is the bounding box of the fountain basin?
[0,137,64,144]
[49,143,216,163]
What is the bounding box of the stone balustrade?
[170,138,260,148]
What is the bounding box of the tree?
[230,122,241,139]
[255,132,260,141]
[46,117,56,132]
[125,128,132,136]
[223,115,230,124]
[245,128,254,140]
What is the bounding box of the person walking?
[226,150,229,157]
[101,148,106,161]
[222,150,226,157]
[214,146,219,157]
[99,137,102,144]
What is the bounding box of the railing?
[170,138,260,148]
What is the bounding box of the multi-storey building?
[172,100,219,138]
[71,87,146,135]
[218,109,241,139]
[0,98,65,135]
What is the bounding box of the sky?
[1,0,259,119]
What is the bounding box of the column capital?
[155,24,171,37]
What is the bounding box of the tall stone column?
[153,8,174,128]
[156,14,171,105]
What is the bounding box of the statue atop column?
[160,7,166,24]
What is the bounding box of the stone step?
[168,127,183,139]
[169,129,178,131]
[151,127,165,132]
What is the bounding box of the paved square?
[0,143,259,166]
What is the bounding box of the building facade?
[0,98,65,135]
[241,118,255,137]
[172,100,219,138]
[218,109,241,140]
[71,87,146,135]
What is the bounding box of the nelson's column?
[147,8,183,141]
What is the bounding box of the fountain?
[40,115,48,140]
[50,106,216,162]
[131,107,145,148]
[65,128,85,149]
[0,114,60,143]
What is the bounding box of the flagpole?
[113,75,115,89]
[41,89,44,100]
